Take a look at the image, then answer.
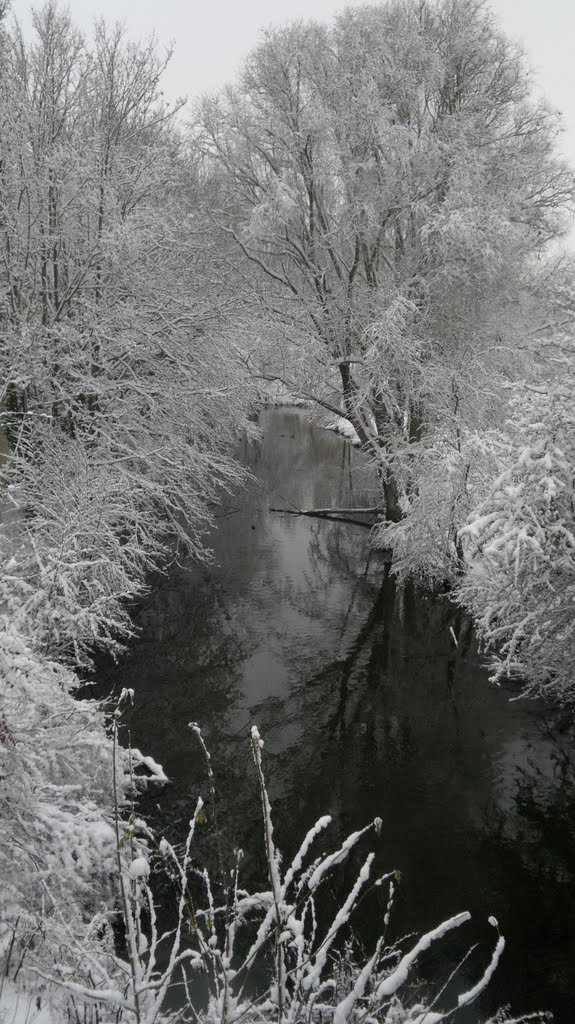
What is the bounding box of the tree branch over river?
[270,504,383,529]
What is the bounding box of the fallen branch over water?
[271,506,383,515]
[269,505,383,529]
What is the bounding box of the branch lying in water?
[269,506,383,529]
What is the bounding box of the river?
[95,408,575,1022]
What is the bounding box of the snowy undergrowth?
[0,622,165,1021]
[0,979,59,1024]
[25,724,546,1024]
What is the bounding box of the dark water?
[96,409,575,1022]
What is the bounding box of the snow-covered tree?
[196,0,573,523]
[0,4,252,663]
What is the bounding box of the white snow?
[324,416,362,447]
[128,856,150,879]
[0,981,58,1023]
[375,912,471,999]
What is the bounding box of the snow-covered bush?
[457,381,575,701]
[0,619,117,1010]
[0,630,165,1020]
[0,622,115,917]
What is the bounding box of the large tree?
[196,0,573,522]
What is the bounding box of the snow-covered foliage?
[0,636,166,1021]
[0,439,155,664]
[255,377,311,409]
[0,621,117,1012]
[371,436,474,581]
[27,726,542,1024]
[456,381,575,701]
[0,6,253,664]
[0,624,114,910]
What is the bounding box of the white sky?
[10,0,575,166]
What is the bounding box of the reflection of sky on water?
[95,409,575,1024]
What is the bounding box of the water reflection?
[96,409,575,1023]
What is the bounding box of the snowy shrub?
[457,382,575,701]
[0,621,115,971]
[0,622,166,1015]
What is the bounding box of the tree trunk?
[337,367,403,523]
[371,389,403,522]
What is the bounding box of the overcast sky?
[10,0,575,165]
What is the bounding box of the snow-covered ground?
[0,981,58,1024]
